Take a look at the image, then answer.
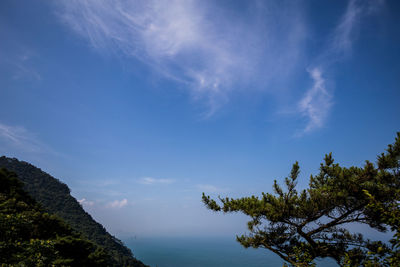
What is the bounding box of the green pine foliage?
[203,132,400,266]
[0,157,147,267]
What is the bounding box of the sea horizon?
[125,236,339,267]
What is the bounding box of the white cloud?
[55,0,384,132]
[0,123,27,144]
[330,0,384,57]
[106,198,128,209]
[0,122,63,157]
[12,62,41,81]
[297,0,383,133]
[56,0,306,113]
[298,68,332,134]
[331,0,363,55]
[0,122,43,152]
[138,177,175,185]
[196,184,226,193]
[78,198,95,207]
[0,44,41,81]
[12,48,41,81]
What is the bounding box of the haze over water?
[125,237,338,267]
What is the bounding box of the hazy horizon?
[1,0,399,241]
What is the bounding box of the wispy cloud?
[11,49,41,81]
[56,0,306,113]
[0,43,41,81]
[55,0,383,132]
[298,68,332,134]
[196,184,227,193]
[330,0,384,57]
[297,0,383,133]
[0,122,43,152]
[138,177,175,185]
[106,198,128,209]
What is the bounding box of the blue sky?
[0,0,399,238]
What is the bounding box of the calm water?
[125,236,338,267]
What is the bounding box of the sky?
[0,0,399,238]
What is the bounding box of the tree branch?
[307,205,364,236]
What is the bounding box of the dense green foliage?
[0,168,113,266]
[203,133,400,266]
[0,157,146,267]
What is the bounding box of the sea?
[125,236,339,267]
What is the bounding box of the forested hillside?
[0,168,114,265]
[0,156,146,267]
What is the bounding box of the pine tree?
[202,133,400,266]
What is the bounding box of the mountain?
[0,156,146,267]
[0,168,113,265]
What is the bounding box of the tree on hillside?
[202,133,400,266]
[0,157,147,267]
[0,168,112,266]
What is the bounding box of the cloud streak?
[56,0,383,132]
[138,177,175,185]
[106,199,128,209]
[196,184,227,193]
[0,42,41,82]
[78,198,95,207]
[11,48,41,81]
[330,0,384,58]
[0,122,44,153]
[298,68,332,133]
[56,0,306,113]
[297,0,383,133]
